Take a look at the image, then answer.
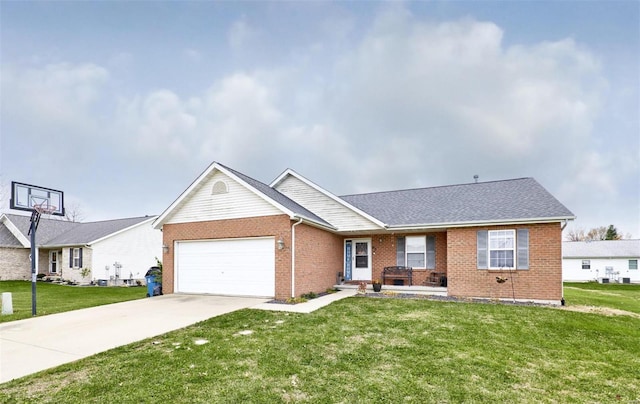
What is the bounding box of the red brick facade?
[446,223,563,301]
[293,224,343,296]
[162,215,563,302]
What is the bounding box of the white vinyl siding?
[167,171,282,224]
[275,175,380,231]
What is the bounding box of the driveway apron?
[0,294,267,383]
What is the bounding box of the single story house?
[153,162,575,304]
[0,214,162,284]
[562,240,640,283]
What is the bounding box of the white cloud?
[228,17,256,53]
[1,63,109,139]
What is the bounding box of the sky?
[1,1,638,238]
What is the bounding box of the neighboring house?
[153,162,575,304]
[563,240,640,283]
[0,214,162,284]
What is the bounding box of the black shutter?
[426,235,436,269]
[396,237,405,266]
[79,248,83,268]
[477,230,488,269]
[517,229,529,269]
[69,248,74,268]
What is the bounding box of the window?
[406,236,426,268]
[212,181,228,195]
[489,230,515,269]
[477,229,529,270]
[396,235,436,269]
[630,260,638,270]
[582,260,591,270]
[70,248,83,268]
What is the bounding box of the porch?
[335,282,447,297]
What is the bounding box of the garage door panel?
[176,238,275,297]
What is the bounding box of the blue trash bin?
[145,267,162,297]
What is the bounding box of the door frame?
[49,250,60,274]
[345,238,372,281]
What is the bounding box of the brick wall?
[446,223,563,302]
[0,247,31,280]
[293,223,343,297]
[161,215,293,299]
[369,233,448,285]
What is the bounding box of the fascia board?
[89,216,157,245]
[270,169,387,228]
[387,216,576,231]
[1,214,30,247]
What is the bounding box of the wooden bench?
[382,266,413,286]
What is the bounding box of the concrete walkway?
[0,290,357,384]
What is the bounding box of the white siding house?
[562,240,640,283]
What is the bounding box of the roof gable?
[271,169,385,231]
[153,162,333,229]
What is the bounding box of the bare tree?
[565,225,628,241]
[64,202,85,222]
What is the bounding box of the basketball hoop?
[29,201,58,235]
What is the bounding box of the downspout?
[561,219,569,231]
[560,219,569,305]
[291,217,303,298]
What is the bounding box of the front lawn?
[1,296,638,403]
[0,281,145,323]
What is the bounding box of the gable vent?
[212,181,228,195]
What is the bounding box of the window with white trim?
[582,260,591,270]
[477,229,529,270]
[488,230,515,269]
[72,248,81,268]
[406,236,426,268]
[630,260,638,270]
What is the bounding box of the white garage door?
[175,237,275,297]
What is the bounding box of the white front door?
[351,239,372,281]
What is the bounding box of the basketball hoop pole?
[30,212,39,316]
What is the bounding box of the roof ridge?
[340,177,534,198]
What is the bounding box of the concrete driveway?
[0,294,267,383]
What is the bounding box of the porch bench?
[382,266,413,286]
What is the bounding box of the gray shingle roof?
[340,178,574,227]
[563,240,640,258]
[0,222,23,247]
[2,214,154,247]
[220,163,333,228]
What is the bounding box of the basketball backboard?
[10,181,65,216]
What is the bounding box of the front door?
[49,250,59,274]
[351,239,372,281]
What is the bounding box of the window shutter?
[396,237,405,266]
[477,230,488,269]
[517,229,529,269]
[426,235,436,269]
[79,248,84,268]
[69,248,74,268]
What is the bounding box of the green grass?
[1,294,639,403]
[0,281,145,323]
[563,282,640,314]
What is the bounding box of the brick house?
[153,162,575,304]
[0,214,161,284]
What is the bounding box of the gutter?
[387,216,576,232]
[291,217,303,298]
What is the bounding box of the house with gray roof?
[0,214,161,284]
[563,240,640,283]
[152,162,575,304]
